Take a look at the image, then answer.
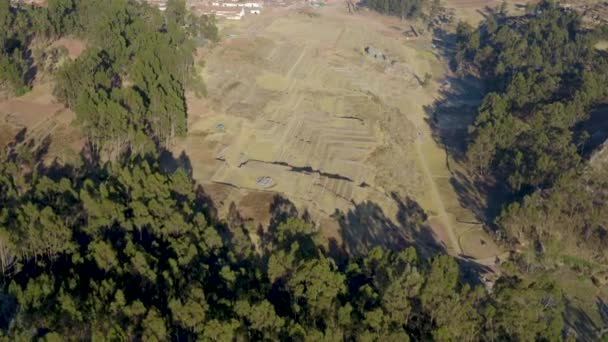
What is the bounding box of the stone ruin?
[256,176,275,189]
[364,46,386,61]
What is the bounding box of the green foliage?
[50,0,217,154]
[457,1,608,191]
[367,0,425,19]
[0,0,218,154]
[489,276,564,341]
[498,167,608,262]
[455,0,608,268]
[0,0,579,338]
[47,0,77,36]
[0,151,566,340]
[0,0,33,94]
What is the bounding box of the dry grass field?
[445,0,606,25]
[11,0,596,267]
[0,38,87,165]
[444,0,531,24]
[2,0,573,267]
[0,81,82,165]
[0,0,604,334]
[175,2,505,263]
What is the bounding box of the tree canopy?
[457,1,608,192]
[0,0,597,339]
[366,0,425,19]
[0,149,565,340]
[0,0,218,157]
[52,0,217,155]
[455,1,608,264]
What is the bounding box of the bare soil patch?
[0,81,82,163]
[50,38,86,60]
[237,191,276,227]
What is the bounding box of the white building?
[197,6,246,20]
[144,0,168,11]
[211,2,262,8]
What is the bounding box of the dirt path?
[414,134,463,255]
[193,3,503,268]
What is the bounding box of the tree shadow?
[5,128,53,170]
[9,132,220,227]
[260,194,304,249]
[24,63,38,88]
[268,194,299,232]
[448,168,511,230]
[597,297,608,337]
[0,292,17,332]
[330,193,493,283]
[423,75,483,162]
[425,25,514,227]
[455,256,495,286]
[159,149,193,177]
[577,104,608,158]
[563,296,603,341]
[6,127,27,149]
[334,193,444,260]
[156,148,217,221]
[422,74,511,226]
[259,193,450,269]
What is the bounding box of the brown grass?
[50,38,86,60]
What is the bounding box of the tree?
[367,0,426,19]
[459,0,608,191]
[47,0,76,36]
[0,149,568,340]
[489,276,564,341]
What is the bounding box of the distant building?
[146,0,168,10]
[211,2,262,8]
[10,0,46,6]
[143,0,262,18]
[196,6,246,19]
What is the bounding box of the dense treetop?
[0,149,565,341]
[456,1,608,263]
[0,0,218,157]
[366,0,425,19]
[457,0,608,192]
[0,0,603,339]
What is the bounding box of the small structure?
[11,0,48,6]
[364,46,386,61]
[308,0,326,7]
[196,6,246,19]
[211,1,262,8]
[256,176,275,189]
[226,8,246,20]
[142,0,168,10]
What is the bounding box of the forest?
[456,2,608,265]
[0,0,218,157]
[0,0,603,340]
[365,0,425,19]
[0,149,564,340]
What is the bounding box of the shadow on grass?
[330,192,492,283]
[332,194,443,259]
[424,26,512,228]
[563,296,608,341]
[261,192,493,284]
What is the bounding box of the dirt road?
[414,134,463,255]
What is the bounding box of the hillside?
[1,0,608,340]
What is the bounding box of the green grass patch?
[561,255,600,273]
